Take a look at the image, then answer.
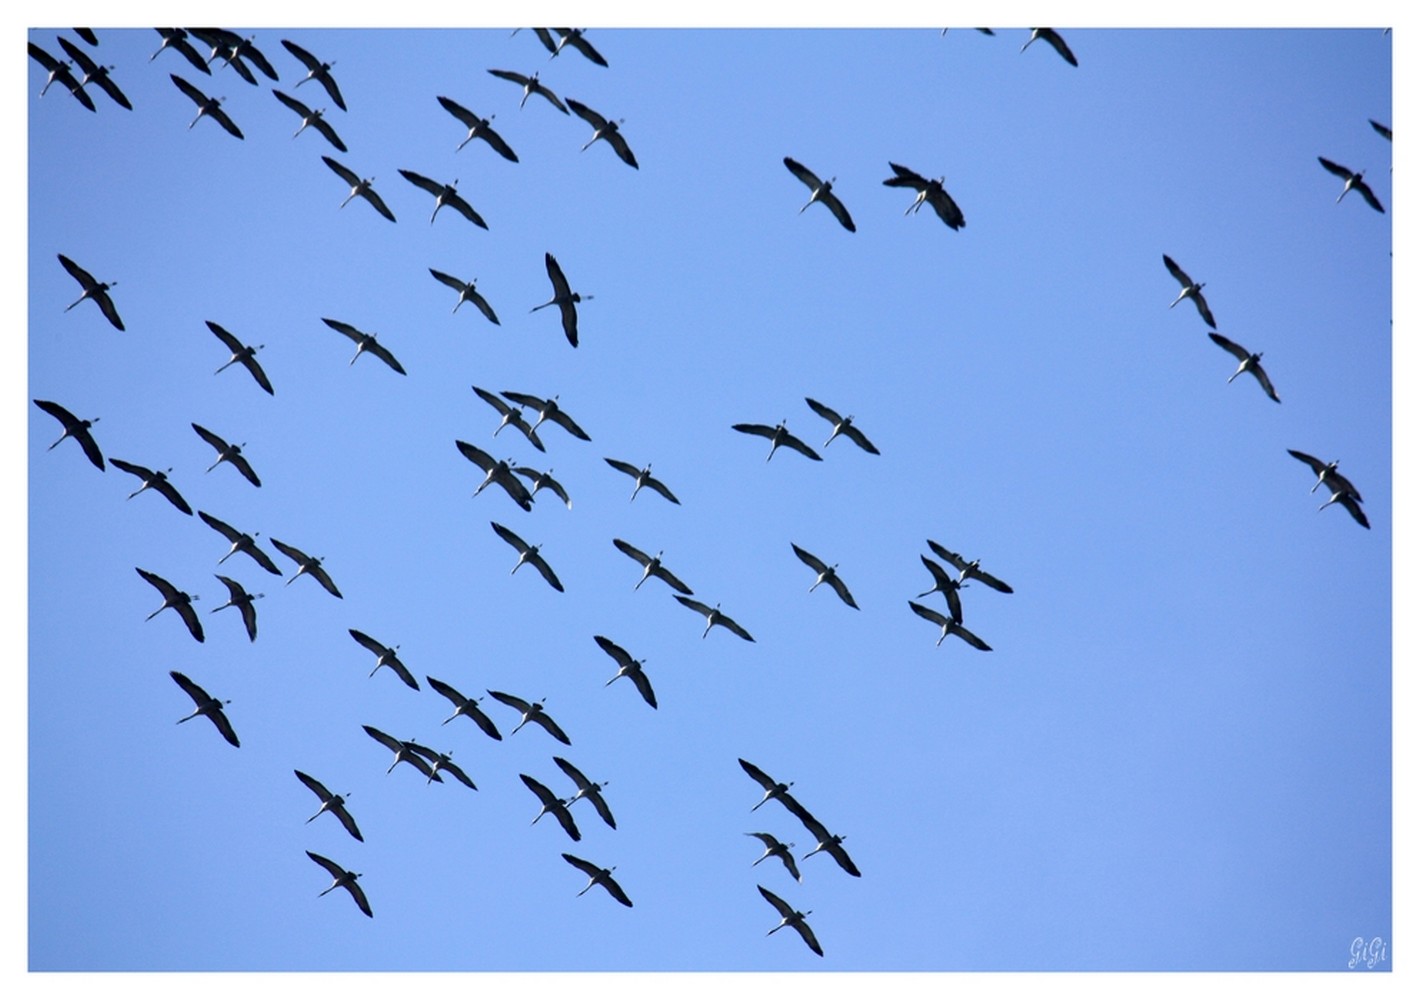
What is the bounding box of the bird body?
[489,691,571,744]
[1318,157,1385,212]
[739,758,799,814]
[613,538,693,594]
[604,459,680,504]
[111,459,192,515]
[782,798,862,878]
[1208,333,1280,403]
[170,73,243,137]
[294,770,362,841]
[882,162,965,230]
[306,851,372,917]
[1022,27,1078,66]
[207,321,273,394]
[138,568,203,642]
[321,318,406,374]
[554,756,616,828]
[33,399,104,470]
[1287,449,1363,502]
[1163,255,1217,329]
[349,629,419,690]
[487,69,569,112]
[457,440,534,511]
[531,253,588,347]
[58,254,123,330]
[562,854,631,906]
[566,99,638,168]
[429,269,500,323]
[804,398,880,454]
[282,39,345,110]
[908,600,991,650]
[927,540,1014,594]
[210,574,263,642]
[198,511,281,574]
[491,521,564,592]
[594,635,658,709]
[758,885,823,956]
[746,832,802,882]
[677,596,754,641]
[437,95,517,159]
[426,677,503,739]
[362,725,443,781]
[272,89,345,150]
[170,671,237,745]
[321,156,396,221]
[472,386,546,452]
[398,169,488,228]
[192,424,262,486]
[270,538,342,597]
[791,544,858,609]
[783,157,855,232]
[520,774,581,840]
[733,421,822,463]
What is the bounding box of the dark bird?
[783,157,856,232]
[593,635,658,710]
[436,95,518,160]
[192,423,262,486]
[488,691,572,744]
[927,540,1014,594]
[150,29,211,74]
[520,773,581,841]
[1208,333,1280,403]
[1021,27,1077,66]
[169,73,243,138]
[554,756,616,829]
[57,36,131,109]
[170,671,237,746]
[513,465,573,509]
[1318,489,1371,529]
[550,29,609,67]
[33,399,104,470]
[456,440,534,511]
[1317,157,1385,213]
[429,269,500,324]
[916,555,965,624]
[57,254,123,330]
[271,89,346,151]
[781,799,862,878]
[804,399,878,454]
[491,521,564,592]
[138,568,204,642]
[194,30,279,84]
[746,833,801,882]
[306,851,372,918]
[732,420,822,462]
[362,725,443,781]
[613,539,693,595]
[758,885,823,957]
[425,677,503,740]
[404,743,478,789]
[111,459,192,515]
[1163,255,1217,329]
[566,99,638,168]
[1370,119,1392,141]
[281,39,345,110]
[399,169,489,228]
[210,574,263,642]
[676,596,755,642]
[1287,449,1364,503]
[349,629,419,691]
[908,600,992,650]
[270,538,342,598]
[531,253,589,347]
[790,544,858,609]
[321,318,407,374]
[487,68,569,113]
[28,42,96,111]
[562,854,632,907]
[738,759,800,814]
[294,770,363,841]
[198,511,281,575]
[207,320,273,394]
[604,459,680,504]
[501,391,591,442]
[881,162,965,230]
[472,385,546,452]
[321,156,397,222]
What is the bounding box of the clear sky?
[22,11,1403,991]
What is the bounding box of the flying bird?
[425,677,503,740]
[33,399,104,470]
[362,725,443,781]
[321,318,407,374]
[281,39,345,110]
[1207,333,1280,403]
[57,254,123,330]
[1162,255,1217,329]
[676,596,755,641]
[271,89,346,151]
[738,759,801,814]
[803,399,879,454]
[562,854,632,907]
[306,851,372,918]
[294,770,363,841]
[783,157,856,232]
[398,169,488,228]
[488,691,572,744]
[1287,449,1364,503]
[549,29,609,67]
[192,423,262,486]
[270,538,342,598]
[604,459,680,504]
[554,756,616,829]
[520,774,581,841]
[28,42,96,111]
[207,320,273,394]
[111,459,192,515]
[881,162,965,230]
[732,421,822,462]
[349,629,419,691]
[457,441,535,511]
[428,269,501,324]
[198,511,281,574]
[1021,27,1077,66]
[926,540,1014,594]
[513,466,573,509]
[781,799,862,878]
[1317,488,1371,529]
[436,96,518,160]
[194,31,279,84]
[566,99,638,168]
[531,253,589,347]
[57,36,131,109]
[472,385,546,452]
[170,671,237,746]
[593,635,658,709]
[790,544,858,609]
[137,568,203,642]
[758,885,823,957]
[746,833,801,883]
[613,539,693,595]
[150,29,211,75]
[487,69,569,113]
[169,73,243,137]
[321,156,396,222]
[916,555,965,623]
[404,743,478,789]
[1317,157,1385,213]
[908,600,992,650]
[210,574,263,642]
[500,392,591,442]
[490,521,564,592]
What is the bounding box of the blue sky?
[22,15,1403,989]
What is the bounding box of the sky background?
[22,13,1403,988]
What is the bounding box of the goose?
[1207,333,1280,403]
[490,522,564,592]
[803,397,881,453]
[554,756,616,829]
[198,511,281,575]
[404,743,477,789]
[32,399,104,470]
[758,885,823,957]
[781,799,862,878]
[738,759,801,814]
[1021,27,1078,66]
[271,89,346,151]
[531,253,589,347]
[881,162,965,230]
[111,459,192,515]
[603,459,680,504]
[745,833,802,882]
[488,691,571,744]
[549,29,609,67]
[916,555,965,623]
[783,157,856,232]
[1162,254,1217,329]
[519,774,581,841]
[1287,450,1364,502]
[170,671,237,746]
[57,36,131,109]
[513,465,573,509]
[210,575,263,642]
[27,42,96,111]
[500,391,591,442]
[594,634,658,709]
[398,169,488,228]
[612,539,693,594]
[361,725,443,781]
[732,420,822,462]
[137,568,203,642]
[456,440,534,511]
[927,540,1014,593]
[486,69,569,113]
[562,854,632,906]
[1317,157,1385,212]
[191,423,262,486]
[281,39,345,110]
[169,73,243,138]
[676,596,755,641]
[294,770,362,841]
[150,29,211,75]
[206,320,274,394]
[428,269,500,324]
[321,318,406,374]
[566,99,638,168]
[349,629,419,690]
[425,677,503,740]
[908,600,992,650]
[436,95,517,160]
[306,851,372,918]
[321,156,396,222]
[269,538,342,598]
[472,386,545,452]
[57,254,123,330]
[790,544,858,609]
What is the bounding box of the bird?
[1021,27,1078,66]
[676,596,755,641]
[56,37,131,109]
[428,269,500,324]
[531,253,589,347]
[1369,119,1392,141]
[790,544,859,609]
[404,743,478,789]
[111,459,192,515]
[206,320,274,394]
[425,677,503,740]
[613,539,693,594]
[553,756,616,829]
[281,39,345,110]
[192,30,279,83]
[881,162,965,230]
[491,522,564,592]
[732,420,822,462]
[550,29,609,67]
[169,73,244,138]
[150,29,211,75]
[33,399,104,470]
[435,96,517,160]
[500,391,592,442]
[191,423,262,486]
[306,851,372,918]
[198,511,282,575]
[745,833,802,882]
[28,42,96,111]
[321,156,396,222]
[57,254,123,330]
[1317,157,1385,213]
[271,89,346,150]
[738,759,801,814]
[781,799,862,878]
[916,555,965,624]
[321,318,406,374]
[758,885,823,957]
[926,541,1014,594]
[1318,488,1371,529]
[562,854,632,907]
[1207,333,1280,403]
[456,440,534,511]
[472,386,546,452]
[349,629,419,690]
[603,459,680,504]
[566,99,638,168]
[783,157,856,232]
[1287,449,1364,503]
[593,635,658,710]
[269,538,342,598]
[361,725,443,781]
[908,600,992,650]
[487,68,569,113]
[137,568,204,642]
[519,774,581,841]
[1162,255,1217,329]
[210,574,263,642]
[170,671,237,746]
[488,691,572,744]
[294,770,362,841]
[398,169,488,228]
[513,466,573,509]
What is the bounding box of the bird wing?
[343,879,373,917]
[306,563,343,598]
[398,168,442,196]
[208,702,237,741]
[655,565,694,595]
[1354,179,1385,213]
[883,161,929,190]
[191,422,229,453]
[783,157,822,191]
[362,724,404,753]
[1249,363,1281,403]
[530,551,565,592]
[791,543,828,575]
[206,103,245,139]
[827,574,859,610]
[779,431,823,461]
[1287,449,1327,477]
[738,758,777,792]
[365,339,407,375]
[489,689,531,714]
[1317,156,1352,179]
[227,452,262,488]
[309,115,346,152]
[841,423,881,454]
[238,42,280,81]
[804,397,843,425]
[34,398,77,425]
[306,850,347,881]
[198,509,241,543]
[520,772,557,806]
[566,98,606,129]
[456,439,496,472]
[321,154,359,187]
[280,38,320,71]
[1337,493,1371,529]
[820,190,856,232]
[474,384,516,417]
[925,539,970,572]
[594,634,635,669]
[551,802,581,840]
[628,668,658,709]
[426,675,467,707]
[953,622,993,651]
[557,298,580,347]
[479,123,518,162]
[491,520,530,554]
[531,79,569,113]
[178,598,206,640]
[386,656,420,691]
[713,608,754,640]
[1370,119,1392,140]
[268,537,307,566]
[1208,332,1250,362]
[1042,28,1078,66]
[732,422,776,440]
[295,769,335,803]
[553,755,593,788]
[644,476,680,504]
[605,457,641,477]
[111,457,155,482]
[271,87,311,117]
[549,409,591,441]
[170,670,209,705]
[561,853,599,879]
[487,68,529,86]
[544,252,571,298]
[322,317,366,343]
[332,801,363,841]
[148,475,193,515]
[436,94,479,127]
[237,595,259,640]
[758,884,795,920]
[241,355,273,395]
[613,538,652,567]
[563,31,609,67]
[1162,254,1193,287]
[533,712,572,745]
[444,191,489,229]
[792,918,824,956]
[1191,291,1217,329]
[437,757,478,789]
[676,595,713,617]
[927,186,966,230]
[909,599,950,627]
[169,72,210,106]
